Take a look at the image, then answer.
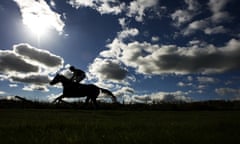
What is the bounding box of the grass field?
[0,109,240,144]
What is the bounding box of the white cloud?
[127,0,159,22]
[184,0,200,11]
[14,0,65,34]
[175,0,232,36]
[183,19,228,36]
[171,0,200,26]
[9,84,18,88]
[50,0,56,8]
[106,35,240,75]
[99,24,240,80]
[101,38,125,58]
[88,58,128,82]
[177,82,185,87]
[208,0,232,23]
[132,91,191,103]
[177,81,192,87]
[67,0,125,15]
[171,10,193,26]
[215,87,240,96]
[23,84,49,92]
[68,0,159,22]
[197,76,216,83]
[183,20,209,35]
[208,0,230,13]
[47,93,62,102]
[211,12,230,24]
[0,91,6,95]
[204,25,228,35]
[187,76,193,81]
[151,36,159,42]
[114,86,135,99]
[117,28,139,40]
[197,85,206,90]
[13,43,64,71]
[97,1,126,15]
[0,50,39,73]
[0,43,64,91]
[118,17,128,29]
[67,0,95,8]
[10,74,50,85]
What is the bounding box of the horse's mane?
[58,74,68,79]
[56,74,72,83]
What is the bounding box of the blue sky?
[0,0,240,103]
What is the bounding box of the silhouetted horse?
[49,74,117,107]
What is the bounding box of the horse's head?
[50,73,62,85]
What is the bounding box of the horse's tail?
[100,88,117,103]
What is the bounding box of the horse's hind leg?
[85,96,90,104]
[91,98,99,109]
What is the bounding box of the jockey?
[69,65,86,83]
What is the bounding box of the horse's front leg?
[52,95,64,104]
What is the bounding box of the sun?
[15,0,65,40]
[23,14,50,37]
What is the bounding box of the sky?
[0,0,240,103]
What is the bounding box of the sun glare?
[23,14,50,37]
[15,0,65,42]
